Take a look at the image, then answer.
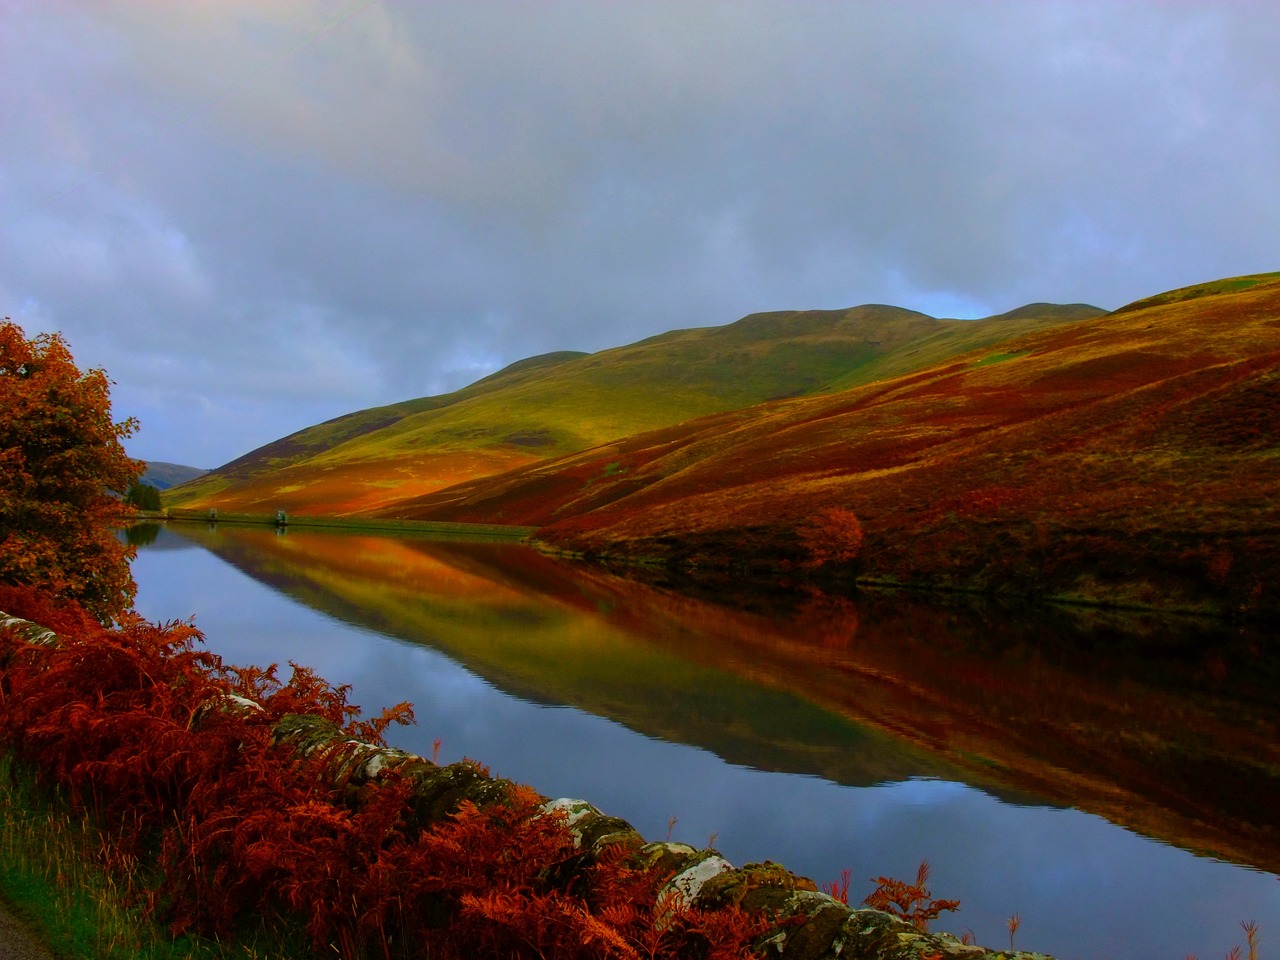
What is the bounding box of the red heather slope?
[375,273,1280,617]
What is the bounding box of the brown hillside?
[376,275,1280,617]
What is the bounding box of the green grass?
[821,306,1099,392]
[1113,270,1280,314]
[971,350,1032,368]
[0,752,299,960]
[163,509,537,538]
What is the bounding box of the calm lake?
[127,522,1279,960]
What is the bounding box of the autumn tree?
[1,319,143,621]
[796,506,865,569]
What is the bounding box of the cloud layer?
[4,1,1278,466]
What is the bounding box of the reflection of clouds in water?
[887,777,972,805]
[130,539,230,623]
[661,775,1280,959]
[130,539,1280,960]
[132,540,376,676]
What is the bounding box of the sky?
[3,1,1278,469]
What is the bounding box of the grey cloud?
[3,1,1278,465]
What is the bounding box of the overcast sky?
[3,1,1278,468]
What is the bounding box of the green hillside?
[823,302,1104,391]
[167,302,1102,515]
[1111,271,1280,314]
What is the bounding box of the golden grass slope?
[380,273,1280,617]
[166,303,1099,515]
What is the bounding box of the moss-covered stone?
[634,840,704,878]
[764,895,853,959]
[696,859,818,915]
[271,713,344,755]
[188,693,264,732]
[400,760,514,825]
[0,615,57,648]
[539,798,643,855]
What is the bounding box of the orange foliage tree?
[0,319,142,622]
[796,506,865,569]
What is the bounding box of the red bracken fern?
[862,859,960,932]
[823,867,853,905]
[1,597,773,959]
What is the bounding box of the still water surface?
[128,523,1279,960]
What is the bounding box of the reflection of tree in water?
[793,590,859,650]
[124,522,162,547]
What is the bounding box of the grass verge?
[0,752,298,960]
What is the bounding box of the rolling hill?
[374,272,1280,618]
[166,302,1100,515]
[141,461,207,490]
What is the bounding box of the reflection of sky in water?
[131,534,1279,960]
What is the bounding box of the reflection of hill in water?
[163,522,957,791]
[163,522,1280,873]
[122,522,184,549]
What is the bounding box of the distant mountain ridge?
[141,461,206,490]
[167,300,1102,515]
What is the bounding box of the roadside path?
[0,898,56,960]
